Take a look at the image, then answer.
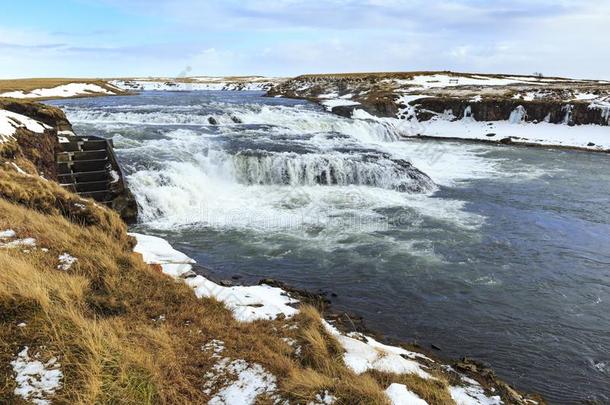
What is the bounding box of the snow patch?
[450,376,502,405]
[0,110,49,143]
[11,347,63,405]
[57,253,77,271]
[385,383,428,405]
[130,232,195,278]
[323,321,432,379]
[130,233,297,322]
[1,237,37,249]
[202,340,225,359]
[206,358,278,405]
[321,98,361,111]
[0,229,16,239]
[307,390,337,404]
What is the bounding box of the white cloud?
[1,0,609,78]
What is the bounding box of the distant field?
[0,78,119,94]
[294,71,573,81]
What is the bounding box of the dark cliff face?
[267,74,610,127]
[411,98,609,126]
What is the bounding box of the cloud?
[1,0,609,78]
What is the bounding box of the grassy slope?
[0,78,124,99]
[0,139,458,404]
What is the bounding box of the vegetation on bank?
[0,79,126,100]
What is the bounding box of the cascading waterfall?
[230,150,435,192]
[63,94,440,227]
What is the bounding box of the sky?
[1,0,609,79]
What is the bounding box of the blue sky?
[1,0,609,79]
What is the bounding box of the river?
[50,91,610,403]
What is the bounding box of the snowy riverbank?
[130,232,538,405]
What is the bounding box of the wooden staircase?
[56,136,124,206]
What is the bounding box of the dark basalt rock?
[414,97,609,126]
[208,116,218,125]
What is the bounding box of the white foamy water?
[62,95,523,246]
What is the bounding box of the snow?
[323,321,432,379]
[10,162,29,175]
[109,169,120,183]
[1,237,37,249]
[186,276,299,322]
[385,383,428,405]
[307,391,337,404]
[206,358,278,405]
[0,229,16,239]
[351,103,610,150]
[573,92,599,101]
[130,233,298,322]
[450,379,502,405]
[0,83,115,99]
[0,110,49,143]
[202,340,225,359]
[57,253,77,271]
[409,116,610,150]
[130,232,195,278]
[11,347,63,405]
[386,74,548,89]
[321,99,361,111]
[110,77,281,92]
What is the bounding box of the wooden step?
[58,170,110,183]
[56,150,109,163]
[61,180,111,193]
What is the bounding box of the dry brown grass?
[0,78,124,99]
[0,157,458,404]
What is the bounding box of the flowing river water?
[51,91,610,404]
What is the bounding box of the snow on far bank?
[111,77,283,92]
[382,73,570,90]
[321,98,361,111]
[0,110,49,143]
[409,115,610,151]
[130,233,297,322]
[11,347,63,405]
[0,83,117,99]
[352,106,610,151]
[385,383,428,405]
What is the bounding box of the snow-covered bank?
[0,83,121,99]
[268,71,610,152]
[130,232,529,405]
[352,108,610,152]
[0,109,49,144]
[111,76,285,92]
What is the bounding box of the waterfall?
[230,150,436,193]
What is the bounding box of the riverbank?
[0,98,545,403]
[267,71,610,152]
